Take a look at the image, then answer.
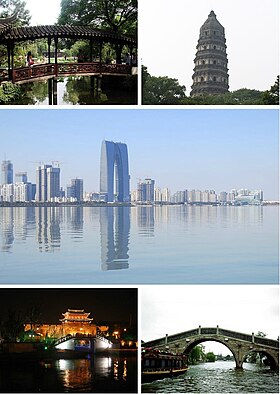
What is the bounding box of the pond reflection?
[6,75,137,105]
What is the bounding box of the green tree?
[188,345,206,365]
[180,88,264,105]
[58,0,137,35]
[58,1,137,63]
[25,304,42,330]
[2,310,24,341]
[142,66,186,104]
[261,76,279,105]
[206,352,216,362]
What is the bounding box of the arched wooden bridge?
[0,13,137,84]
[143,326,279,370]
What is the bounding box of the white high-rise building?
[161,188,171,203]
[36,164,60,202]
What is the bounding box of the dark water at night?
[142,361,279,393]
[0,205,278,284]
[0,353,137,393]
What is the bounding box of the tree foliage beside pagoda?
[142,67,279,106]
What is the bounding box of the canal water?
[141,361,279,393]
[6,75,137,105]
[0,205,278,284]
[0,353,137,393]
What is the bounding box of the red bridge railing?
[12,62,133,83]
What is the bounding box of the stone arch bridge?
[143,326,279,370]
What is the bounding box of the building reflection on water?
[0,205,265,263]
[100,207,130,270]
[36,207,61,252]
[56,356,131,391]
[0,355,135,393]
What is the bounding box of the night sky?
[0,288,137,325]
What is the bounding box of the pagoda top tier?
[60,308,93,323]
[199,10,225,37]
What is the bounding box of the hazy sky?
[141,285,279,355]
[24,0,61,25]
[0,109,278,199]
[139,0,279,95]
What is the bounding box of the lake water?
[141,361,279,393]
[0,353,137,393]
[0,205,278,284]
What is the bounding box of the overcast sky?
[141,285,279,355]
[139,0,279,95]
[0,109,278,200]
[24,0,61,25]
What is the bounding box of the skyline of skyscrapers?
[0,153,268,205]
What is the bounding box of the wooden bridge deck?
[1,62,134,84]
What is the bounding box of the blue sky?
[0,109,278,199]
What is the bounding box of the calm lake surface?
[0,353,137,393]
[141,361,279,393]
[0,205,278,284]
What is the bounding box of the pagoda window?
[213,45,216,49]
[203,45,206,50]
[200,76,204,82]
[213,60,216,64]
[202,60,205,64]
[213,76,216,81]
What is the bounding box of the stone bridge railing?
[144,326,279,349]
[11,62,133,83]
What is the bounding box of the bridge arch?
[183,337,239,368]
[242,348,279,371]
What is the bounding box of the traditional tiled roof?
[0,24,136,45]
[0,10,18,32]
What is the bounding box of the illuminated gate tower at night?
[60,309,95,336]
[100,140,130,203]
[191,11,229,96]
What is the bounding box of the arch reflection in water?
[100,207,130,270]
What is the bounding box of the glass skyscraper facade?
[100,140,130,202]
[1,160,13,184]
[36,164,60,202]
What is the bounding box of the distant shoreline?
[0,201,278,208]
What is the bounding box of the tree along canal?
[142,361,279,393]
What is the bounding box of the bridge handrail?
[143,327,279,349]
[11,62,133,83]
[54,334,73,346]
[95,334,112,345]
